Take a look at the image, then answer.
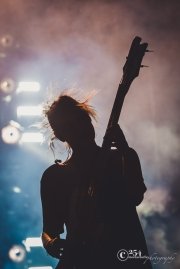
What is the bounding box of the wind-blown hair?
[43,93,96,161]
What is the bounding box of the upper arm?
[40,167,65,237]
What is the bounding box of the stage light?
[28,266,53,269]
[20,132,44,143]
[23,237,43,252]
[1,124,21,144]
[1,34,13,47]
[8,245,26,262]
[16,81,41,93]
[17,105,43,117]
[3,95,12,103]
[12,186,21,193]
[0,78,15,93]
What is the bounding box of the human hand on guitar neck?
[104,124,129,151]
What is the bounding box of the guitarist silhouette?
[40,37,152,269]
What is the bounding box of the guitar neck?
[101,36,148,150]
[102,79,132,150]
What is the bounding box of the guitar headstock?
[123,36,148,84]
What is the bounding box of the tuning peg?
[146,49,154,52]
[141,65,149,68]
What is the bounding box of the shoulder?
[42,163,60,176]
[40,163,71,204]
[41,163,65,186]
[105,147,141,168]
[125,147,141,165]
[112,147,140,158]
[42,163,58,178]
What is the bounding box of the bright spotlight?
[8,245,26,262]
[1,34,13,47]
[1,124,21,144]
[16,81,40,93]
[3,95,12,103]
[0,78,15,93]
[23,237,43,252]
[20,132,44,143]
[28,266,53,269]
[17,105,43,117]
[12,186,21,193]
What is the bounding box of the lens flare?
[8,245,26,262]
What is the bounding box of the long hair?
[43,92,96,162]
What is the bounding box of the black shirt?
[41,147,152,269]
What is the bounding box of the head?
[44,94,96,151]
